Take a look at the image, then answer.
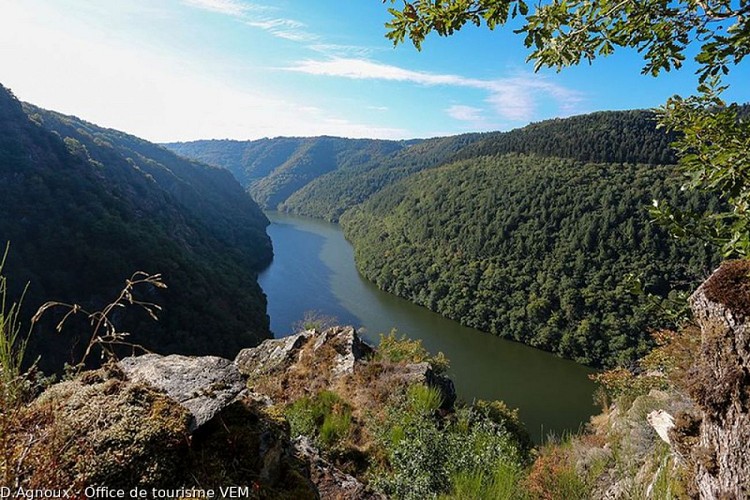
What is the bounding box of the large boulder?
[13,365,192,488]
[234,326,373,380]
[118,353,246,431]
[235,330,314,378]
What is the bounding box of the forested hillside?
[0,85,273,372]
[165,109,721,367]
[456,110,677,165]
[279,133,484,221]
[166,136,410,210]
[167,110,677,223]
[341,154,719,367]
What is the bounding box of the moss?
[11,367,192,488]
[703,260,750,317]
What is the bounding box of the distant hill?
[166,110,677,222]
[455,110,677,165]
[165,136,411,212]
[0,85,273,372]
[165,109,714,367]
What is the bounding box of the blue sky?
[1,0,748,142]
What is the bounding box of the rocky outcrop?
[119,353,246,431]
[235,326,373,380]
[294,437,385,500]
[682,260,750,499]
[16,365,192,488]
[235,330,314,377]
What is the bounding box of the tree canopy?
[384,0,749,81]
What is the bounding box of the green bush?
[376,330,449,374]
[284,390,353,449]
[440,461,527,500]
[407,384,443,415]
[372,397,528,499]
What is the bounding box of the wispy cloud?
[308,43,375,58]
[246,18,317,42]
[182,0,263,17]
[287,58,584,121]
[446,105,483,122]
[183,0,316,43]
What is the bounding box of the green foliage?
[385,0,750,266]
[284,390,353,449]
[280,134,482,221]
[166,136,408,211]
[372,398,528,499]
[384,0,749,82]
[0,86,273,373]
[171,111,674,223]
[439,461,526,500]
[343,153,717,367]
[0,244,30,407]
[406,383,443,415]
[376,330,450,374]
[652,84,750,257]
[457,110,677,166]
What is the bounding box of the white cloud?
[308,43,375,58]
[182,0,316,43]
[246,18,317,42]
[287,58,584,121]
[446,105,483,122]
[182,0,261,17]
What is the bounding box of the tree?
[384,0,750,256]
[384,0,749,80]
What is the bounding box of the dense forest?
[341,154,718,367]
[166,136,412,211]
[169,110,722,367]
[168,110,677,222]
[455,110,678,165]
[0,85,273,372]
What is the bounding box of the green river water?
[258,211,597,442]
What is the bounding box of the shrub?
[376,330,449,374]
[284,390,353,449]
[440,460,527,500]
[372,396,528,499]
[524,443,589,500]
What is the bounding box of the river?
[258,211,597,442]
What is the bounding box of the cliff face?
[681,261,750,498]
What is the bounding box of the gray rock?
[235,330,314,377]
[119,353,245,432]
[295,436,385,500]
[392,362,456,410]
[647,410,675,445]
[316,326,372,376]
[234,326,373,379]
